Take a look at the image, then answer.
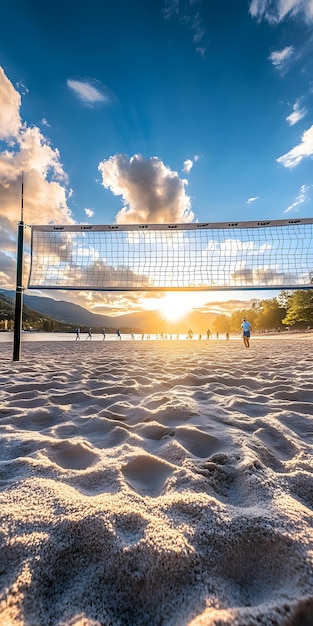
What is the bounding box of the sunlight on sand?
[0,335,313,625]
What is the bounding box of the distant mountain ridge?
[0,290,114,327]
[0,290,216,333]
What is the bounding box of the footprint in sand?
[254,426,298,461]
[175,426,220,458]
[122,454,175,496]
[47,440,99,470]
[211,522,309,608]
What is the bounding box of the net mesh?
[28,219,313,291]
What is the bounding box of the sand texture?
[0,337,313,626]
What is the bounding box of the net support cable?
[28,218,313,291]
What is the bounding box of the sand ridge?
[0,337,313,625]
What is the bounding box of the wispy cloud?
[16,80,28,95]
[249,0,313,25]
[286,98,307,125]
[67,79,110,107]
[284,184,310,213]
[98,153,194,224]
[163,0,207,58]
[277,124,313,167]
[247,196,259,204]
[41,117,50,127]
[84,208,94,218]
[268,46,294,73]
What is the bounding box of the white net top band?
[28,218,313,291]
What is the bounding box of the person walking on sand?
[241,318,251,348]
[75,327,80,340]
[102,328,106,340]
[116,328,121,340]
[86,328,92,340]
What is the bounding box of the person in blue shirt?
[241,318,251,348]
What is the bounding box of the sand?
[0,335,313,626]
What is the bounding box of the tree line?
[211,289,313,334]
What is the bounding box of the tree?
[282,290,313,326]
[253,298,286,330]
[277,290,292,308]
[229,309,258,333]
[212,314,231,334]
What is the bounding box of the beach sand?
[0,336,313,626]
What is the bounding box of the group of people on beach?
[75,327,121,340]
[74,319,252,346]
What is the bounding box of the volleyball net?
[27,218,313,291]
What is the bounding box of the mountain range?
[0,289,217,333]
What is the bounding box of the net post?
[13,220,24,361]
[13,176,24,362]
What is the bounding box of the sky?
[0,0,313,318]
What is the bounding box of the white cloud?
[41,118,51,127]
[277,124,313,167]
[249,0,313,25]
[0,66,73,290]
[98,153,194,224]
[284,183,310,212]
[0,67,22,139]
[247,196,259,203]
[84,208,94,217]
[182,159,193,173]
[182,155,200,173]
[67,79,109,106]
[286,98,307,125]
[268,46,294,72]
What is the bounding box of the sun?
[156,293,193,322]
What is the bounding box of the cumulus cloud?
[0,67,22,139]
[249,0,313,25]
[268,46,294,72]
[284,183,310,213]
[286,98,307,125]
[67,79,109,106]
[98,154,194,224]
[277,124,313,167]
[247,196,259,203]
[84,208,94,218]
[0,66,73,290]
[231,266,297,286]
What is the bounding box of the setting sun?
[154,293,194,322]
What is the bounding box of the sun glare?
[156,293,193,321]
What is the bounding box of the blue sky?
[0,0,312,316]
